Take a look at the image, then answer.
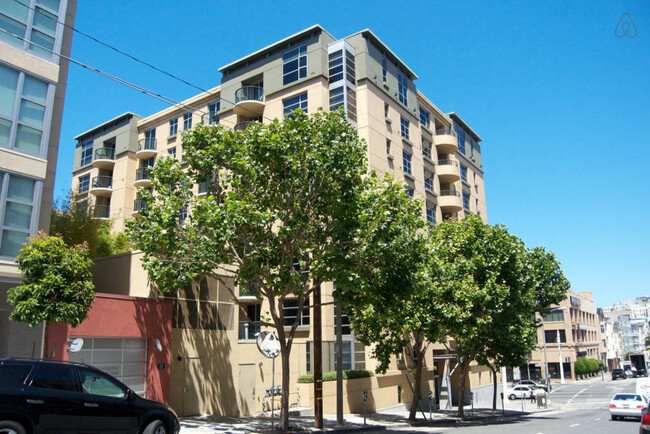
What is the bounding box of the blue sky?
[54,1,649,308]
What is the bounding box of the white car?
[609,393,648,420]
[506,385,534,400]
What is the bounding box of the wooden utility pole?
[314,282,323,428]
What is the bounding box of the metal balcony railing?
[435,128,457,136]
[138,138,157,151]
[440,190,460,197]
[94,147,115,161]
[91,175,112,189]
[235,86,264,104]
[133,198,149,213]
[437,159,458,167]
[135,167,150,181]
[238,321,261,340]
[91,204,110,219]
[234,121,252,132]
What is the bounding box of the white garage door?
[68,337,147,397]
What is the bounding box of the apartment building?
[524,290,604,381]
[65,25,490,416]
[0,0,76,358]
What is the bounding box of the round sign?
[256,331,281,359]
[68,338,84,353]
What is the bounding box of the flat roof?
[137,85,221,129]
[219,24,334,73]
[344,29,419,80]
[74,112,141,140]
[447,112,483,142]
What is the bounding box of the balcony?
[90,176,113,197]
[134,167,151,187]
[234,121,254,132]
[234,86,265,117]
[200,112,220,125]
[436,159,460,182]
[238,321,261,341]
[92,148,115,169]
[438,190,462,212]
[132,198,149,216]
[91,204,110,220]
[136,138,157,159]
[434,128,458,154]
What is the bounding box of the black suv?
[0,358,179,434]
[612,368,627,380]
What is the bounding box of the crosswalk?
[549,377,637,408]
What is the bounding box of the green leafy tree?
[8,232,95,328]
[127,110,366,430]
[336,173,444,421]
[51,190,131,259]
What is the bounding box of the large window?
[283,299,310,326]
[80,139,93,166]
[456,125,466,154]
[183,113,192,130]
[381,55,387,82]
[169,118,177,136]
[545,330,567,343]
[543,310,565,322]
[424,171,433,191]
[283,92,308,115]
[282,44,307,85]
[398,72,407,105]
[426,202,436,224]
[400,116,409,140]
[460,164,468,182]
[0,0,64,60]
[462,191,470,210]
[78,174,89,193]
[328,50,344,83]
[402,150,412,175]
[419,108,429,127]
[208,101,220,125]
[0,63,52,157]
[0,172,38,258]
[422,140,432,159]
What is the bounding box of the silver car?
[609,393,648,420]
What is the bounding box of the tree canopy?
[8,232,95,328]
[127,109,367,429]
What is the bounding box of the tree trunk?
[408,337,424,421]
[491,368,498,415]
[457,359,469,418]
[279,343,291,430]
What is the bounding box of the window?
[456,126,466,154]
[545,330,567,343]
[169,118,178,136]
[167,147,176,158]
[306,341,311,373]
[179,206,187,223]
[282,44,307,85]
[283,92,308,115]
[381,55,387,82]
[384,103,389,118]
[402,150,412,175]
[398,72,407,105]
[426,202,436,224]
[386,139,391,155]
[422,140,431,159]
[183,113,192,130]
[78,367,126,398]
[543,310,565,322]
[345,49,355,84]
[0,172,38,257]
[405,187,414,197]
[462,191,470,210]
[208,101,220,125]
[400,116,409,140]
[424,171,433,191]
[328,50,344,83]
[31,364,78,392]
[329,87,344,113]
[78,174,89,193]
[334,342,352,371]
[460,164,468,182]
[419,108,429,127]
[0,0,63,60]
[0,64,52,157]
[283,299,310,326]
[79,139,93,166]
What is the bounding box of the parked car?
[507,385,534,400]
[516,380,548,391]
[0,358,179,434]
[609,393,647,420]
[612,368,628,380]
[640,405,650,433]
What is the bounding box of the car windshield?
[613,394,642,401]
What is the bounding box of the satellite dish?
[67,338,84,353]
[256,331,280,359]
[154,338,163,352]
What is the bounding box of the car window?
[0,363,33,385]
[78,367,127,398]
[31,364,78,392]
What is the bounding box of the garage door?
[68,337,147,397]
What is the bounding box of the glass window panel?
[0,65,18,118]
[0,118,11,146]
[1,229,29,257]
[0,14,26,47]
[79,368,126,398]
[29,29,54,57]
[19,100,45,128]
[22,77,48,104]
[1,1,30,21]
[4,202,32,229]
[33,7,57,35]
[15,124,42,154]
[8,176,34,202]
[36,0,61,12]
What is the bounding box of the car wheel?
[509,394,516,400]
[143,420,168,434]
[0,421,27,434]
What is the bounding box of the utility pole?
[335,298,343,426]
[314,281,323,428]
[558,330,565,384]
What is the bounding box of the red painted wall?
[47,293,172,403]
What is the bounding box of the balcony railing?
[234,121,253,132]
[435,128,456,137]
[133,198,149,213]
[235,86,264,104]
[238,321,261,340]
[135,167,150,181]
[94,147,115,161]
[440,190,460,197]
[91,204,110,219]
[138,138,157,151]
[92,175,112,189]
[437,159,458,167]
